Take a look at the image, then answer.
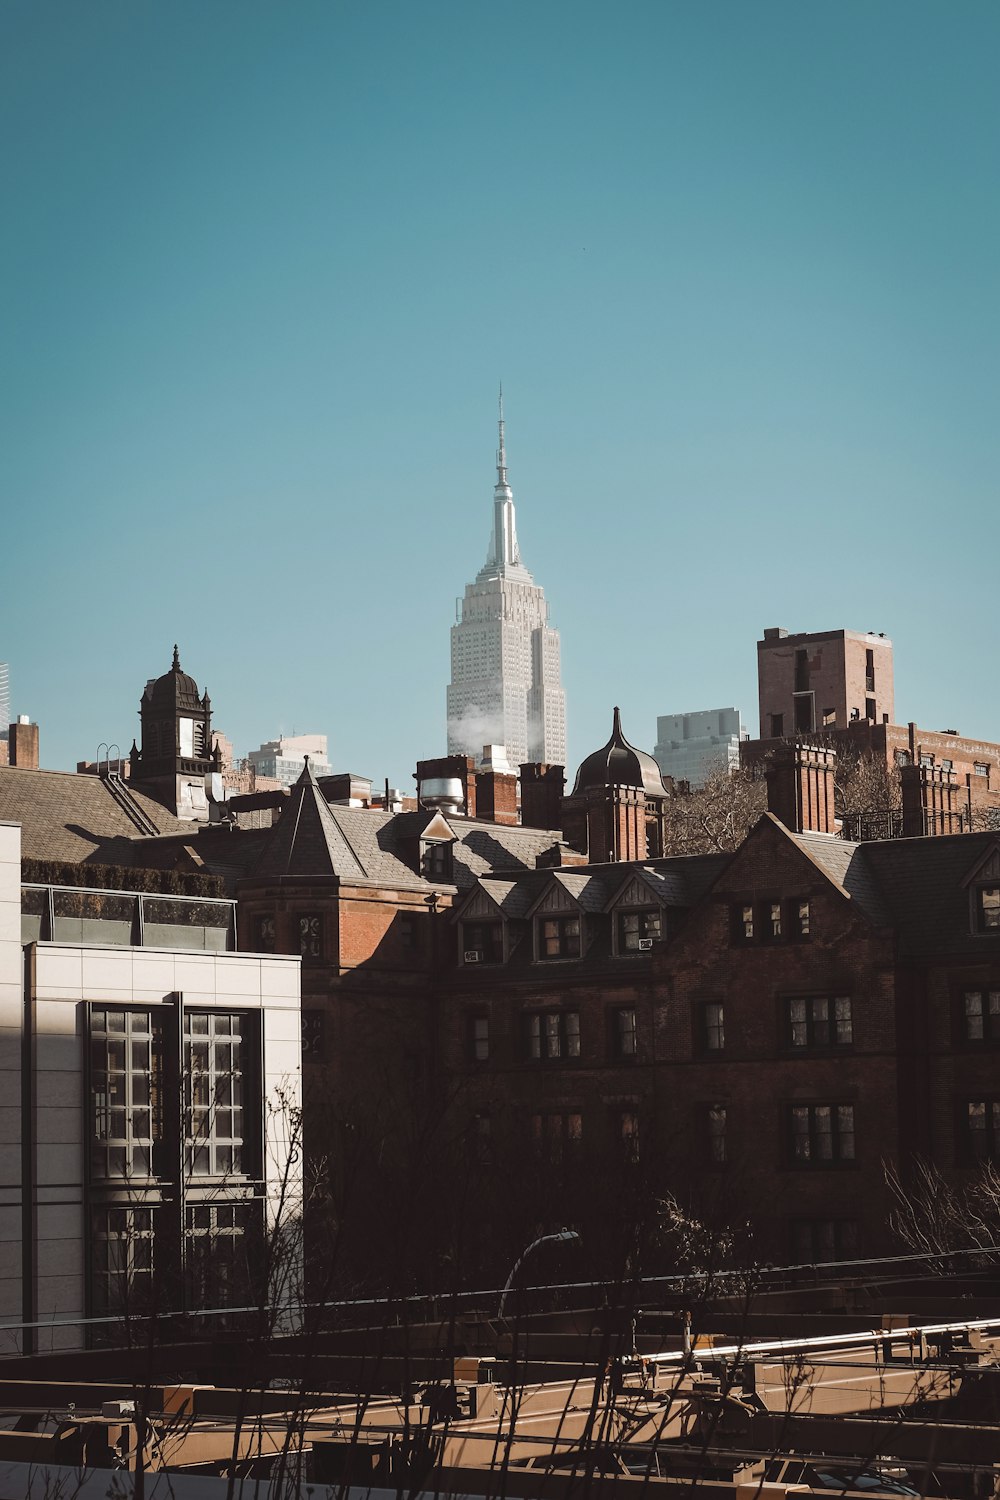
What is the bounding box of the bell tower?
[130,646,217,820]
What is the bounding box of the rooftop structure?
[653,706,745,787]
[447,391,566,771]
[757,625,894,737]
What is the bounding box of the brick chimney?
[901,764,962,837]
[766,741,836,834]
[475,769,518,825]
[519,763,566,830]
[9,717,39,770]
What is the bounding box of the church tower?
[446,392,567,772]
[130,646,217,820]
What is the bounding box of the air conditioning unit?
[464,950,482,963]
[638,938,654,951]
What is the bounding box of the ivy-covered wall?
[20,858,225,899]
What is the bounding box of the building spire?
[496,382,507,486]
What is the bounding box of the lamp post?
[498,1229,580,1319]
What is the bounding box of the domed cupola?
[571,706,667,799]
[130,646,214,821]
[562,708,668,864]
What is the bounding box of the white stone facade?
[0,821,302,1354]
[447,400,566,771]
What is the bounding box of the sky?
[2,1,998,787]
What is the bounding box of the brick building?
[5,648,1000,1286]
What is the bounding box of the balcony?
[21,884,236,952]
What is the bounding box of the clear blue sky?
[2,1,997,784]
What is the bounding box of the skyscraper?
[447,393,566,771]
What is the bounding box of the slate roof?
[251,762,366,881]
[855,829,1000,958]
[788,827,894,928]
[0,766,195,864]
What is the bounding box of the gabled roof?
[855,829,1000,958]
[251,761,365,881]
[0,765,194,864]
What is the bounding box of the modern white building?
[653,706,746,787]
[0,819,302,1354]
[447,395,566,771]
[248,733,332,787]
[0,663,8,741]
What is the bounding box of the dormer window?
[462,921,503,965]
[421,839,453,882]
[977,887,1000,933]
[538,915,581,961]
[617,908,662,954]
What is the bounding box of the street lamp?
[498,1228,580,1319]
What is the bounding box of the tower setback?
[447,393,566,771]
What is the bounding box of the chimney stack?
[519,763,566,831]
[901,764,962,837]
[766,741,836,834]
[9,716,39,770]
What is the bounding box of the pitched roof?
[251,761,366,881]
[0,765,194,864]
[854,829,1000,958]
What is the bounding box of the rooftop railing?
[21,883,236,952]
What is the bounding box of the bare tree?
[885,1155,1000,1266]
[665,766,768,857]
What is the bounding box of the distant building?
[247,733,332,787]
[0,662,8,741]
[654,706,745,787]
[758,626,894,737]
[447,392,566,771]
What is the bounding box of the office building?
[654,706,745,787]
[247,733,332,787]
[447,394,566,771]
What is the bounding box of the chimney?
[766,741,836,834]
[9,716,39,770]
[519,763,566,830]
[901,764,962,837]
[475,769,518,825]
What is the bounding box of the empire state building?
[447,394,567,772]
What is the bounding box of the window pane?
[565,1012,580,1057]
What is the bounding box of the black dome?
[145,646,203,709]
[571,707,667,799]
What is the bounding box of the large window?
[788,1104,855,1166]
[962,1099,1000,1163]
[791,1218,860,1264]
[617,909,662,953]
[701,1104,727,1167]
[526,1010,580,1062]
[91,1205,157,1320]
[185,1201,255,1310]
[531,1111,583,1163]
[612,1007,637,1059]
[698,1002,725,1053]
[538,915,581,961]
[733,899,812,945]
[467,1013,490,1062]
[297,913,324,960]
[962,990,1000,1044]
[184,1011,247,1178]
[786,996,852,1049]
[90,1009,163,1181]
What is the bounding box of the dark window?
[794,649,809,692]
[91,1205,156,1319]
[793,899,811,938]
[297,912,323,960]
[531,1111,582,1162]
[701,1104,727,1166]
[462,920,503,965]
[619,1110,639,1162]
[185,1201,255,1311]
[976,888,1000,933]
[399,914,418,949]
[421,840,453,881]
[90,1008,164,1181]
[788,1103,855,1166]
[526,1009,580,1062]
[252,915,276,953]
[794,694,813,733]
[613,1007,638,1058]
[865,698,876,722]
[467,1013,489,1062]
[865,648,875,693]
[786,995,852,1049]
[538,914,581,960]
[963,1099,1000,1163]
[699,1001,725,1053]
[770,713,784,738]
[791,1218,860,1263]
[184,1011,247,1178]
[963,989,1000,1043]
[617,908,662,952]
